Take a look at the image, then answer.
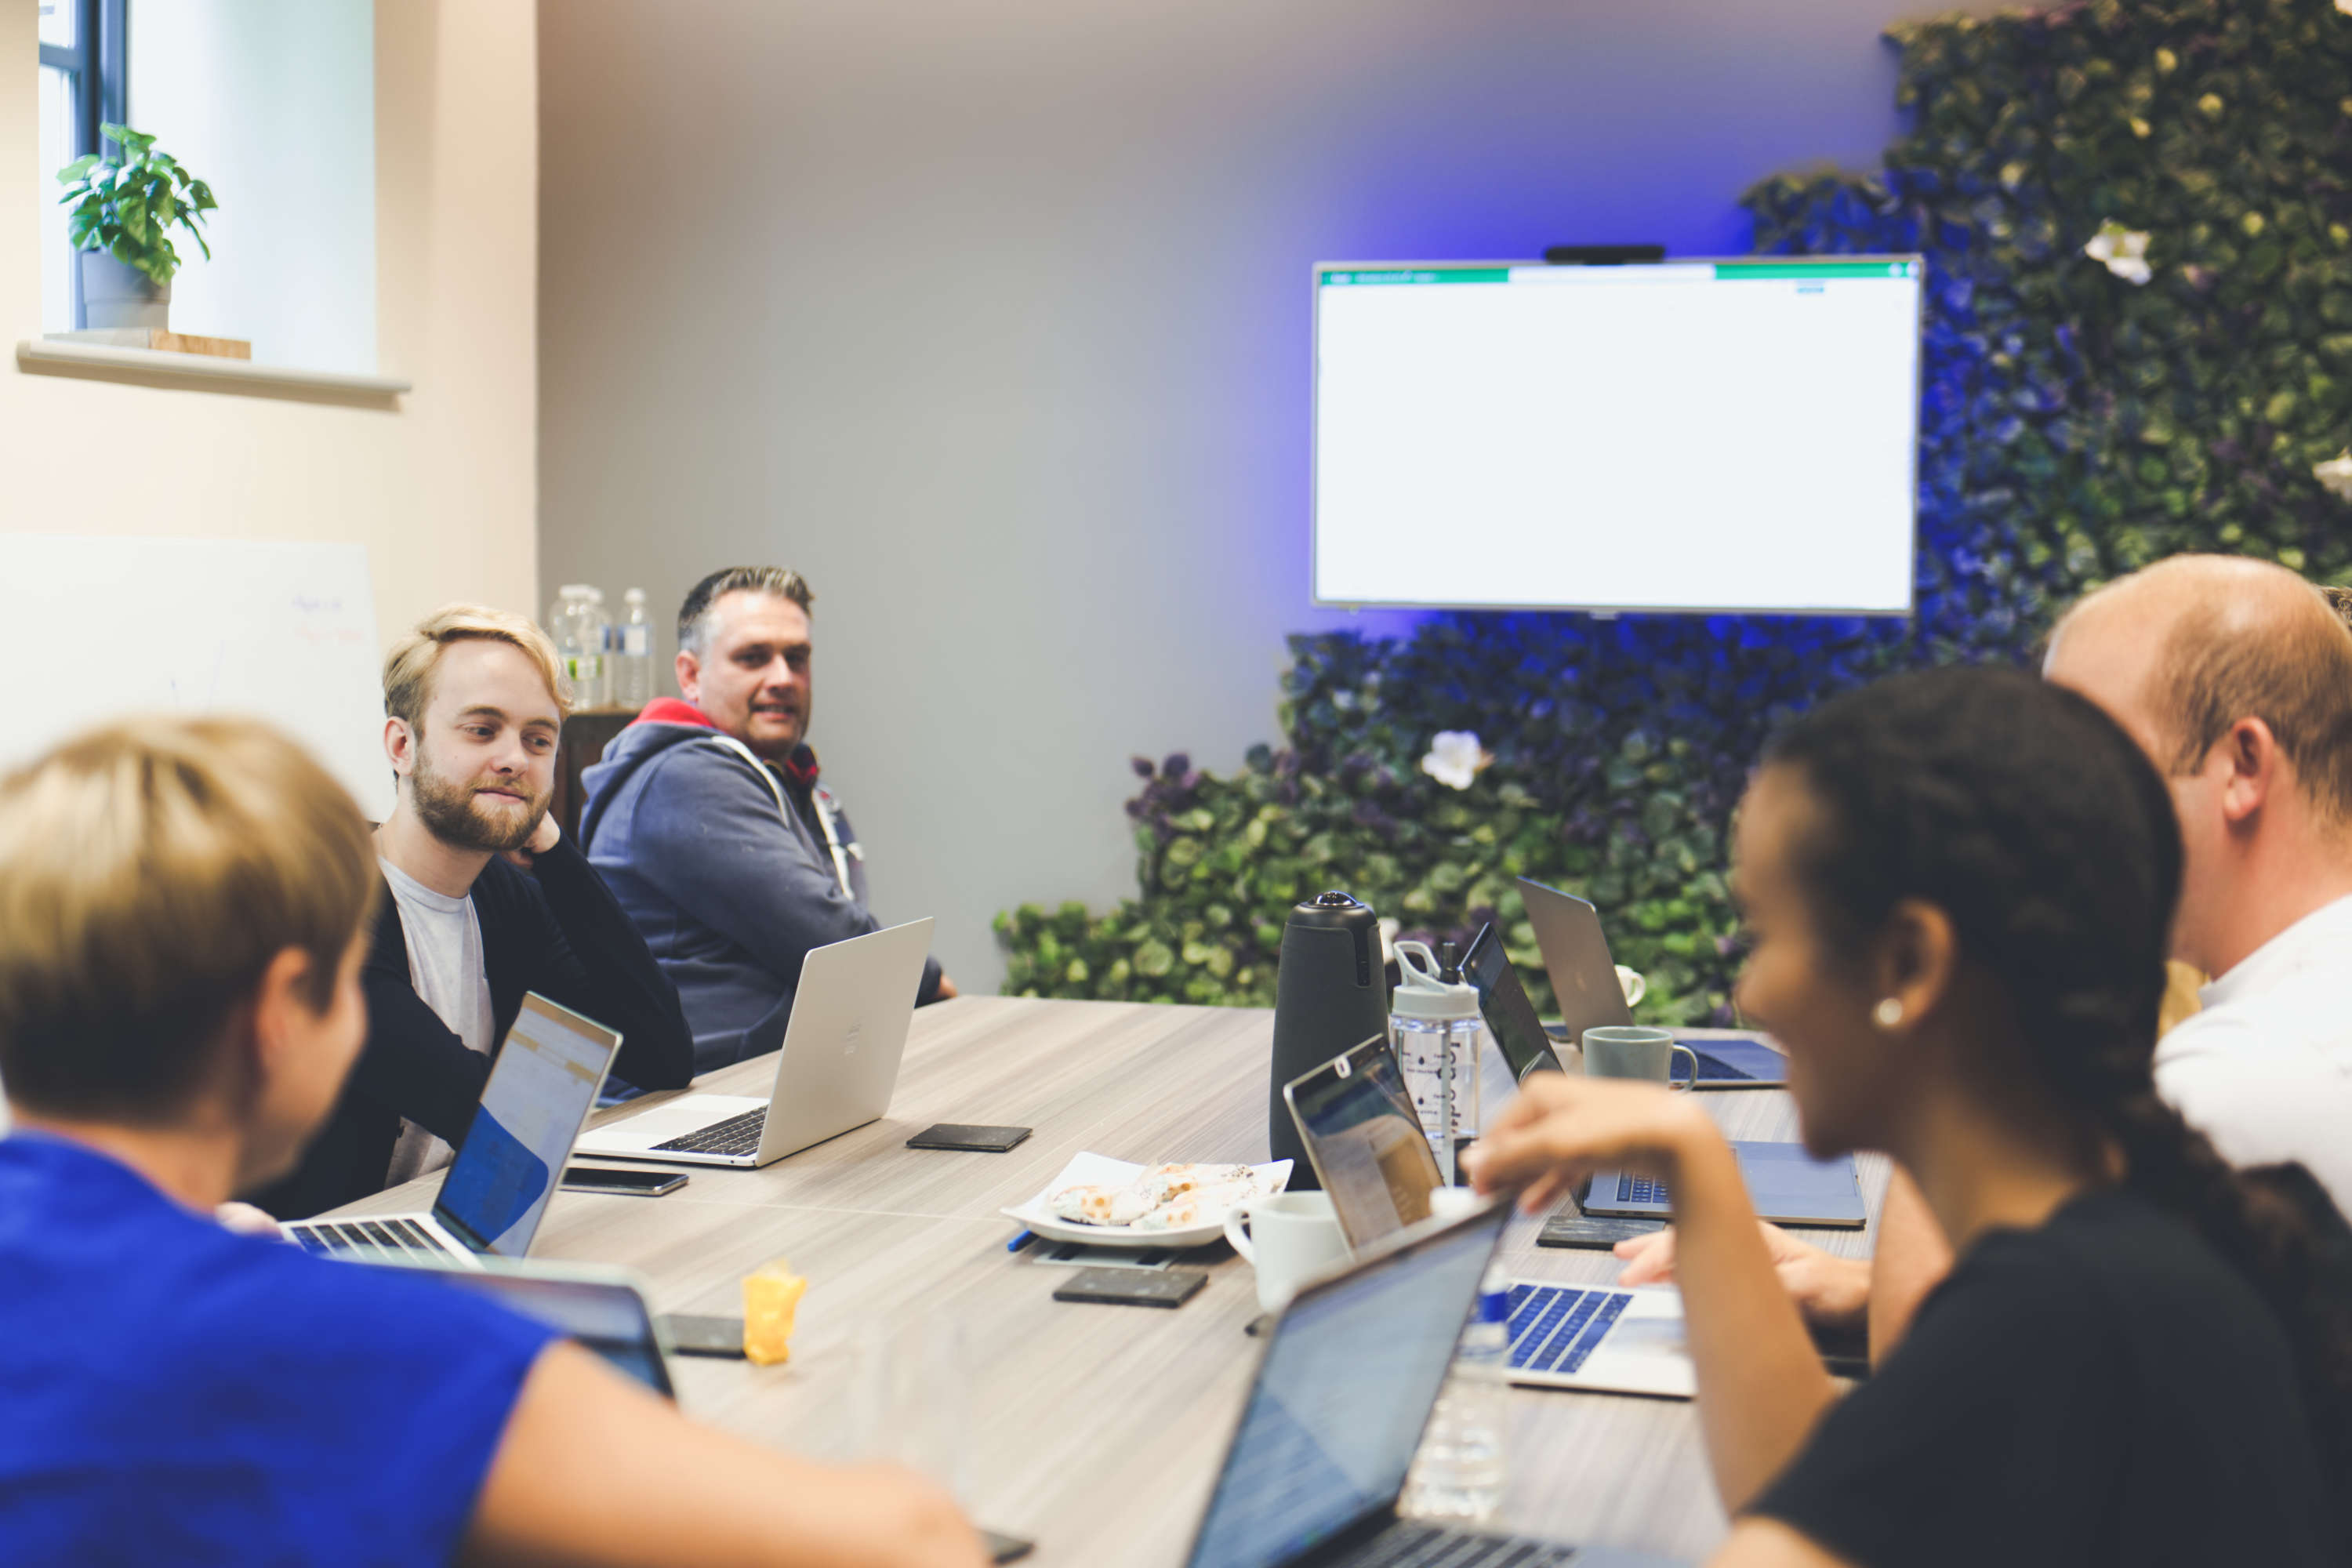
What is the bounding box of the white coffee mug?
[1616,965,1647,1007]
[1223,1190,1351,1312]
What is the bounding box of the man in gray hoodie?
[579,567,952,1073]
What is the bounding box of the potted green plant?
[56,123,218,331]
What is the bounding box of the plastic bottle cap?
[624,588,646,603]
[1391,939,1479,1021]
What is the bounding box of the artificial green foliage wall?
[996,0,2352,1018]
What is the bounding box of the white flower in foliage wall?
[1419,731,1492,791]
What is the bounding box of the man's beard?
[409,744,548,853]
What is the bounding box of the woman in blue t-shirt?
[0,718,987,1568]
[1468,668,2351,1567]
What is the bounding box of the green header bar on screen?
[1713,261,1918,280]
[1321,269,1512,285]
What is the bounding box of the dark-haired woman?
[1466,666,2348,1567]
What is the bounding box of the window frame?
[37,0,127,158]
[38,0,128,328]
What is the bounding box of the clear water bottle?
[615,587,654,708]
[577,587,613,708]
[1390,940,1483,1184]
[1401,1266,1512,1523]
[547,585,604,709]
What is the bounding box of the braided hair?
[1765,666,2352,1524]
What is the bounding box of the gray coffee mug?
[1582,1025,1697,1091]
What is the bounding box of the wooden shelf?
[14,338,410,402]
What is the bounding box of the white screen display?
[1313,260,1921,615]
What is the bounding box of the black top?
[1751,1187,2332,1568]
[246,837,695,1220]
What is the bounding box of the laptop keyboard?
[1613,1174,1669,1205]
[286,1217,450,1261]
[1504,1283,1633,1377]
[651,1107,768,1156]
[1351,1521,1579,1567]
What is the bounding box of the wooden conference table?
[330,997,1888,1566]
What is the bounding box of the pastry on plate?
[1137,1162,1255,1204]
[1134,1178,1260,1232]
[1048,1183,1153,1227]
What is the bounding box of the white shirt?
[379,858,496,1186]
[2154,892,2352,1213]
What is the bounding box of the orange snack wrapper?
[742,1258,808,1366]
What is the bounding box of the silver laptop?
[1283,1038,1696,1400]
[574,917,933,1167]
[1517,876,1790,1088]
[1181,1196,1683,1568]
[286,993,621,1267]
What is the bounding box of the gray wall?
[537,0,1996,993]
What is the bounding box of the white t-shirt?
[379,859,496,1186]
[2155,892,2352,1213]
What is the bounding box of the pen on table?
[1006,1229,1036,1253]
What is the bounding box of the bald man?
[1613,554,2352,1354]
[2042,554,2352,1201]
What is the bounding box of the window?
[36,0,126,332]
[31,2,377,373]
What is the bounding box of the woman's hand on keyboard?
[1613,1221,1870,1332]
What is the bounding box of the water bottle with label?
[1390,939,1483,1183]
[615,587,654,708]
[577,587,612,708]
[1400,1265,1512,1523]
[547,585,604,709]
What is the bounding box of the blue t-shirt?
[0,1134,557,1566]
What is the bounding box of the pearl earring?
[1874,997,1905,1029]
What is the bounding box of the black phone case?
[656,1313,747,1357]
[1051,1266,1207,1308]
[906,1123,1033,1152]
[982,1530,1035,1563]
[1537,1213,1665,1250]
[560,1167,687,1196]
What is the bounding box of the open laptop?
[1579,1141,1866,1228]
[378,1256,677,1396]
[285,993,620,1266]
[574,917,933,1167]
[1458,931,1865,1229]
[1516,877,1788,1089]
[1180,1198,1682,1568]
[1283,1039,1695,1400]
[1460,923,1569,1084]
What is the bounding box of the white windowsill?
[14,338,410,401]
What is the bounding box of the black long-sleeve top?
[246,836,695,1220]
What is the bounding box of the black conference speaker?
[1267,891,1390,1189]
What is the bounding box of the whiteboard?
[0,535,394,821]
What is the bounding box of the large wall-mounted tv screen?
[1312,258,1922,615]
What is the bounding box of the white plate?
[1002,1152,1292,1250]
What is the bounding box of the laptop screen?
[1515,879,1639,1044]
[1461,924,1567,1082]
[434,995,619,1258]
[394,1264,674,1398]
[1287,1038,1443,1250]
[1183,1205,1508,1568]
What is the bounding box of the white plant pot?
[78,250,170,331]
